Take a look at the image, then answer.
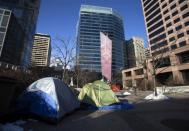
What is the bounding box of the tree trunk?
[153,75,157,96]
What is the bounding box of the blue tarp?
[83,102,134,110]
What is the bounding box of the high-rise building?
[140,0,189,84]
[141,0,189,56]
[77,5,125,72]
[0,0,41,67]
[31,33,51,67]
[145,47,151,59]
[125,37,146,68]
[0,8,25,65]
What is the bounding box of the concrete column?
[172,70,184,85]
[170,53,184,84]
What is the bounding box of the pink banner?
[100,32,112,82]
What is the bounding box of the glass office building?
[0,8,25,65]
[77,5,125,72]
[0,0,41,67]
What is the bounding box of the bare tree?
[53,37,76,82]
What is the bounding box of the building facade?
[125,37,146,68]
[0,8,25,66]
[0,0,41,67]
[141,0,189,56]
[141,0,189,84]
[122,0,189,88]
[31,33,51,67]
[77,5,125,72]
[145,47,151,59]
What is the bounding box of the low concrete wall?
[157,86,189,94]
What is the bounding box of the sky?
[36,0,148,47]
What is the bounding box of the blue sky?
[36,0,148,47]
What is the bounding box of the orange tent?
[111,84,122,92]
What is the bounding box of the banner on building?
[100,32,112,82]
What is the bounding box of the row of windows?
[79,61,101,65]
[145,2,159,17]
[80,25,123,31]
[151,40,167,50]
[150,33,166,44]
[148,21,163,33]
[147,14,162,27]
[0,15,10,27]
[169,33,185,42]
[171,41,187,50]
[143,0,152,7]
[146,9,161,22]
[144,0,157,12]
[151,48,169,56]
[149,27,165,39]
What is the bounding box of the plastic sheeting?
[83,102,134,110]
[18,77,80,121]
[78,80,119,107]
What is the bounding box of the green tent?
[78,80,119,107]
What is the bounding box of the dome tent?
[78,80,119,107]
[18,77,80,122]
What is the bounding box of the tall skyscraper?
[141,0,189,56]
[125,37,146,68]
[141,0,189,84]
[31,33,51,67]
[0,0,41,67]
[0,8,25,65]
[77,5,125,72]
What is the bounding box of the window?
[148,21,163,32]
[0,10,3,14]
[179,0,185,4]
[0,27,6,32]
[0,32,5,42]
[4,11,10,15]
[179,41,186,47]
[165,16,170,21]
[180,4,188,11]
[163,9,169,15]
[171,45,177,50]
[1,16,9,27]
[185,21,189,26]
[150,33,166,44]
[177,33,184,38]
[149,27,165,38]
[174,18,180,23]
[147,14,162,27]
[169,37,175,42]
[145,3,159,17]
[162,3,167,9]
[168,30,173,34]
[176,25,182,31]
[166,22,172,28]
[0,15,2,23]
[144,0,158,12]
[172,11,178,17]
[170,4,176,10]
[169,0,174,4]
[183,12,189,19]
[146,9,161,22]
